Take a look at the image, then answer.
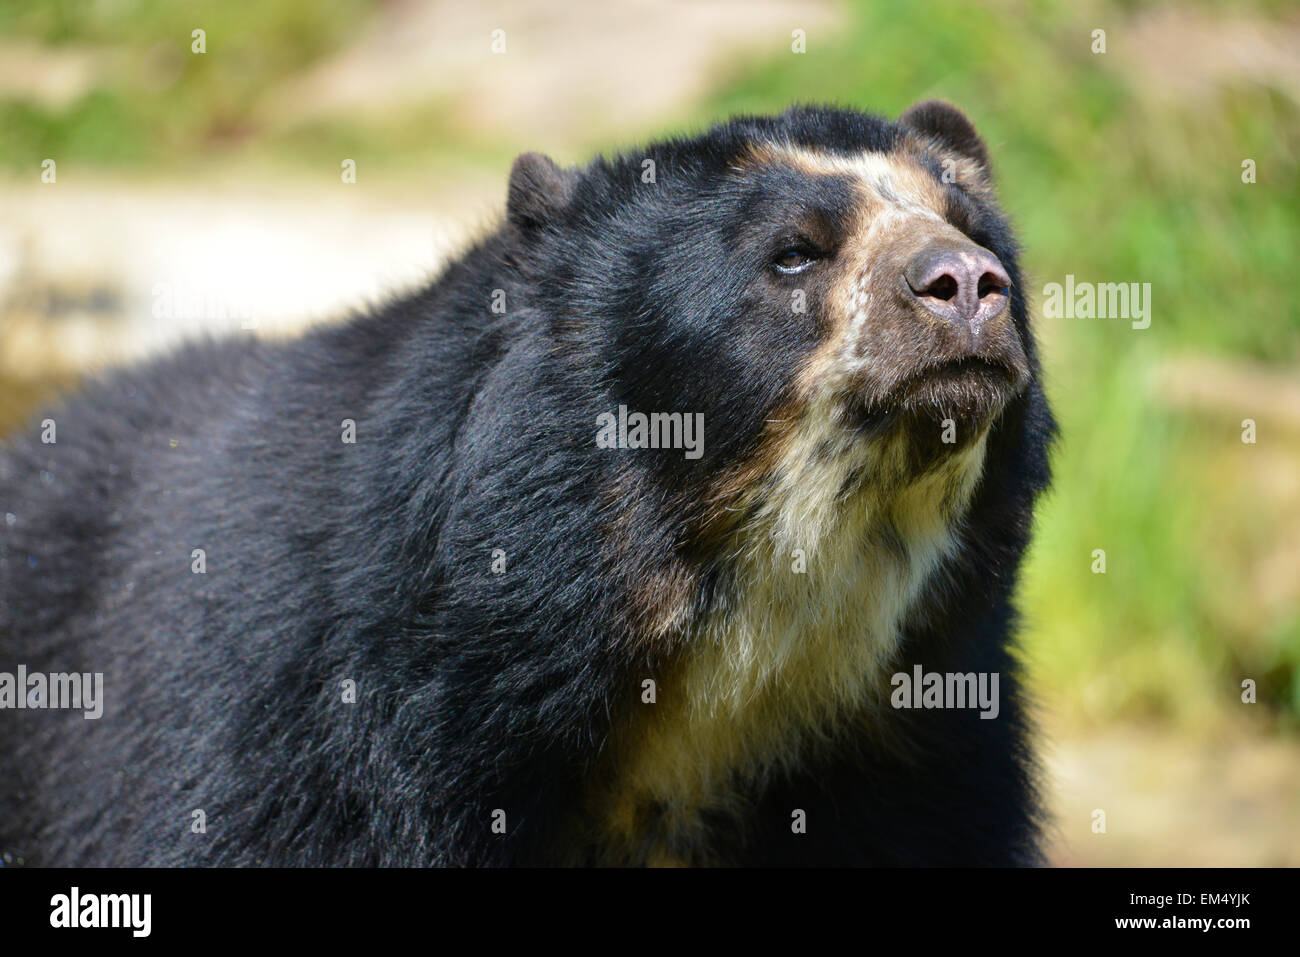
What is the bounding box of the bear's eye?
[772,245,820,275]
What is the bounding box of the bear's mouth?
[893,356,1020,405]
[847,356,1028,439]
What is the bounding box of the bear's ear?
[898,100,990,173]
[507,152,576,231]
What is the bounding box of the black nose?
[904,243,1010,328]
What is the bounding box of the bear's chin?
[846,359,1018,454]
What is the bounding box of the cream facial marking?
[748,143,984,408]
[749,141,953,223]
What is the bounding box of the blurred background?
[1,0,1296,864]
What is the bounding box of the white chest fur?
[598,403,989,863]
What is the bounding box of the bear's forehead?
[737,141,952,223]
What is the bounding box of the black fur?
[0,105,1054,866]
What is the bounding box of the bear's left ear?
[507,152,577,231]
[898,100,991,174]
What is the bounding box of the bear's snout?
[904,241,1010,332]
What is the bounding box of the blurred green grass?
[0,0,512,174]
[0,0,374,169]
[1,0,1297,731]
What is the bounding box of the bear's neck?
[590,414,991,865]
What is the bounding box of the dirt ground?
[1044,720,1300,866]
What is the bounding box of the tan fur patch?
[747,141,980,405]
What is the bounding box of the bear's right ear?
[898,100,991,174]
[507,152,576,231]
